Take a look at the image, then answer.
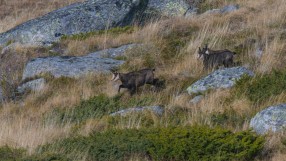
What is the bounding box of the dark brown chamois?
[111,68,158,95]
[198,44,236,70]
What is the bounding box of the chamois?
[198,44,236,70]
[111,68,158,95]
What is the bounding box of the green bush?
[38,126,264,161]
[235,70,286,103]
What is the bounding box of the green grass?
[0,146,26,161]
[37,126,264,161]
[160,26,198,62]
[45,94,155,124]
[234,70,286,103]
[61,26,135,41]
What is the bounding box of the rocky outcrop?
[250,104,286,134]
[0,0,191,46]
[110,105,164,116]
[17,78,46,93]
[187,67,254,95]
[21,44,141,79]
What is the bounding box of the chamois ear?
[110,69,116,74]
[199,47,201,52]
[205,44,208,49]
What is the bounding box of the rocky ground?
[0,0,286,160]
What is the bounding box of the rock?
[220,4,239,13]
[0,0,191,46]
[17,78,46,93]
[203,4,239,15]
[96,44,140,58]
[187,66,254,95]
[146,0,190,17]
[250,104,286,134]
[189,95,203,104]
[110,105,164,116]
[184,7,198,18]
[22,45,131,80]
[0,87,3,102]
[0,0,139,46]
[255,48,263,59]
[203,9,221,15]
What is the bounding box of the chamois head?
[111,71,120,81]
[198,44,208,59]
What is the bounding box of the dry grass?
[0,0,286,159]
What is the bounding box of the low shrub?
[234,70,286,103]
[38,126,264,161]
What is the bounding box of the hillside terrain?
[0,0,285,160]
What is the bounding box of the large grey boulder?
[0,0,190,46]
[21,44,136,79]
[250,104,286,134]
[187,67,254,95]
[110,105,164,116]
[0,0,140,46]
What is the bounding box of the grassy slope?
[0,0,286,160]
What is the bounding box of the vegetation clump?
[0,146,26,161]
[38,126,264,161]
[234,70,286,103]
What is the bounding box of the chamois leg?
[129,86,136,96]
[223,61,228,68]
[224,59,233,68]
[228,59,234,67]
[118,84,125,93]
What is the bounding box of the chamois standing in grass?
[111,68,159,95]
[198,44,236,70]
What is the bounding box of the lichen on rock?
[250,104,286,134]
[187,66,254,95]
